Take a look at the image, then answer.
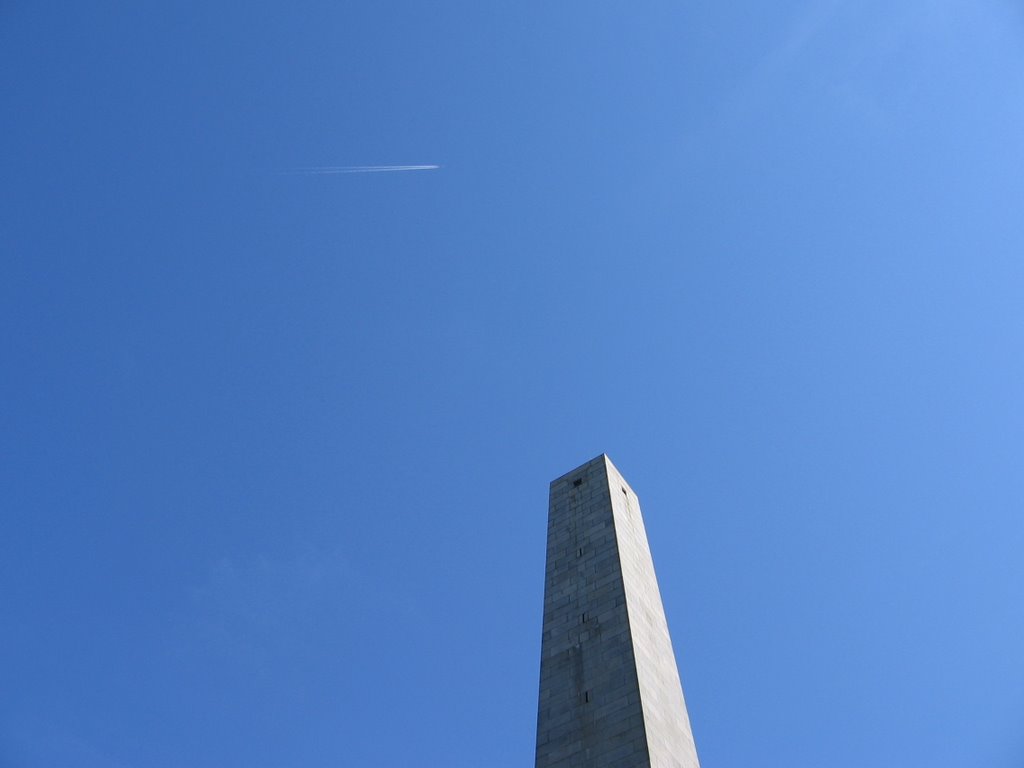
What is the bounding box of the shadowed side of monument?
[534,455,700,768]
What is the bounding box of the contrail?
[283,164,440,175]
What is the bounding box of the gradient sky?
[3,2,1023,767]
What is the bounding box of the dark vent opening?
[573,478,583,487]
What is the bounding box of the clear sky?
[2,2,1023,766]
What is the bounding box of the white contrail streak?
[284,164,440,175]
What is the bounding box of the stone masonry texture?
[534,455,700,768]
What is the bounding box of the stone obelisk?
[534,455,700,768]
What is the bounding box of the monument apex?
[534,455,700,768]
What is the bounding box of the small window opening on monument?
[622,487,627,494]
[576,547,583,558]
[584,691,590,703]
[573,478,582,487]
[581,612,587,623]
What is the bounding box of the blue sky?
[2,1,1023,766]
